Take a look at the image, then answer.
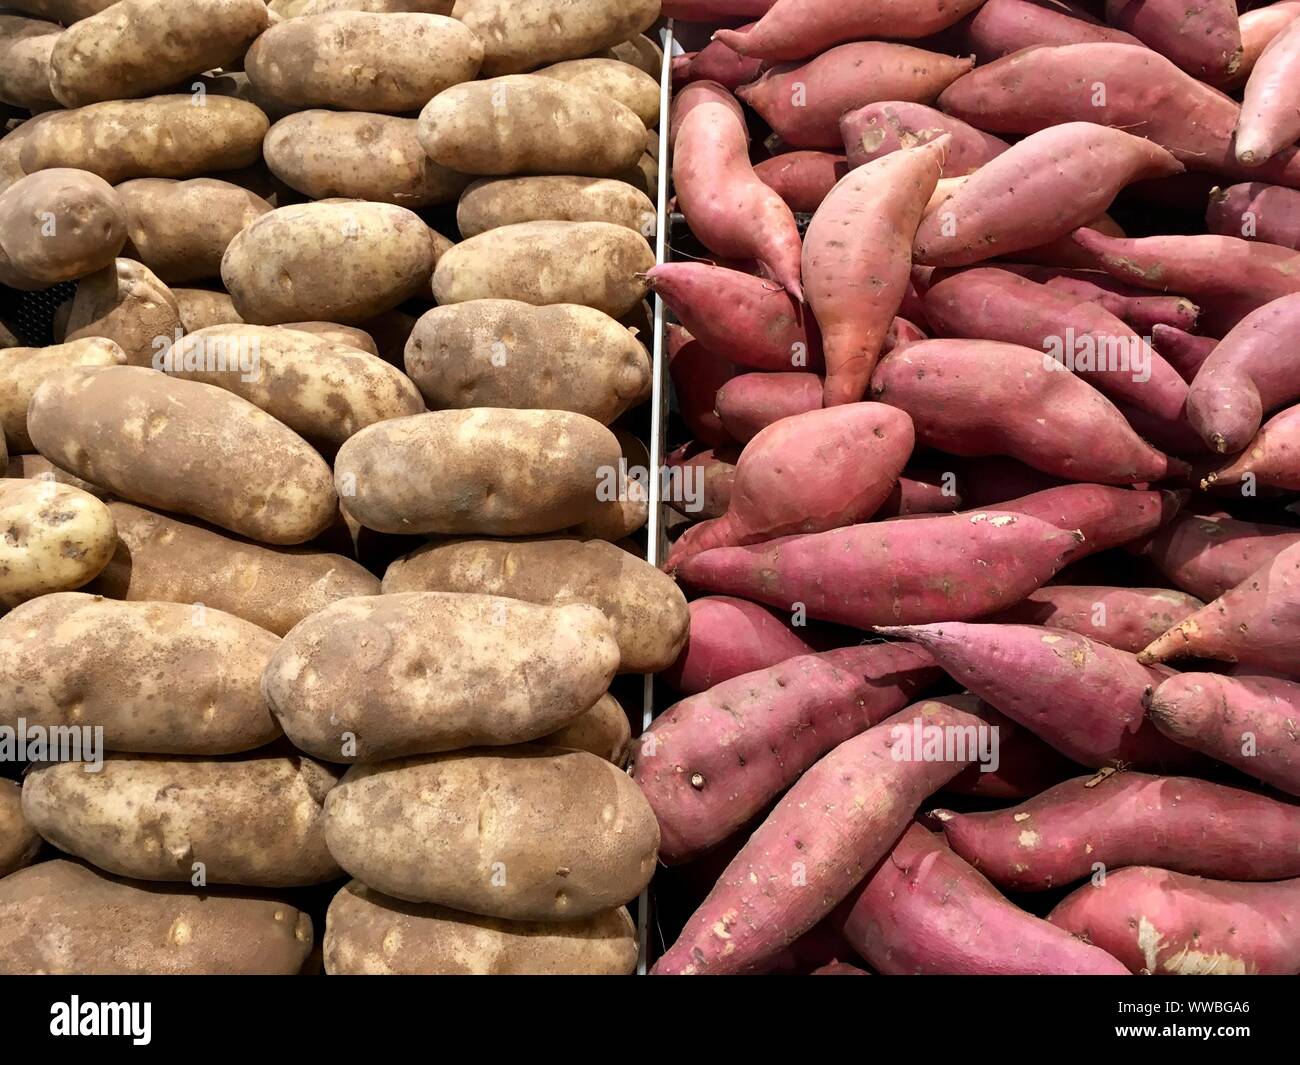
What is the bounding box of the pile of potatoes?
[0,0,682,976]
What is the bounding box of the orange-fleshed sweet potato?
[1206,181,1300,249]
[931,771,1300,890]
[1134,511,1300,599]
[714,371,822,441]
[1105,0,1242,85]
[634,643,941,864]
[753,152,847,213]
[840,101,1008,176]
[1200,402,1300,491]
[987,586,1204,654]
[837,824,1130,975]
[1236,19,1300,166]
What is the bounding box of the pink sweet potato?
[1207,181,1300,249]
[738,43,972,150]
[1238,2,1300,84]
[665,444,739,520]
[651,697,991,975]
[881,316,927,354]
[668,326,735,448]
[1151,324,1217,382]
[874,622,1201,770]
[711,0,989,61]
[912,124,1182,268]
[1117,402,1215,458]
[1201,402,1300,491]
[945,727,1083,800]
[672,28,764,89]
[1037,274,1202,334]
[714,371,822,441]
[662,0,777,18]
[1048,866,1300,975]
[1105,0,1242,85]
[634,643,942,863]
[1148,672,1300,795]
[753,151,847,213]
[673,87,803,299]
[1012,212,1128,271]
[870,339,1182,485]
[992,484,1185,559]
[1186,293,1300,453]
[837,823,1130,975]
[880,467,960,516]
[646,263,820,372]
[840,101,1008,177]
[674,510,1079,628]
[1133,511,1300,600]
[804,138,946,407]
[959,0,1144,62]
[922,268,1188,419]
[1236,18,1300,167]
[1138,540,1300,675]
[669,80,748,148]
[931,770,1300,890]
[987,586,1204,653]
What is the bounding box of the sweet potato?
[661,0,776,16]
[635,643,941,863]
[1105,0,1241,84]
[669,80,748,148]
[668,327,735,448]
[1152,324,1217,382]
[993,484,1185,561]
[1135,511,1300,600]
[810,962,869,975]
[838,824,1130,975]
[944,726,1083,800]
[652,698,991,975]
[675,510,1078,628]
[1035,273,1201,334]
[1201,402,1300,491]
[987,586,1204,654]
[714,371,822,441]
[805,138,946,407]
[1207,181,1300,249]
[665,444,739,520]
[1236,19,1300,167]
[672,28,763,89]
[870,339,1181,484]
[840,101,1008,176]
[960,0,1143,62]
[1238,2,1300,84]
[1048,867,1300,974]
[753,152,847,213]
[931,771,1300,890]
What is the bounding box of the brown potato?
[28,365,338,544]
[0,592,281,754]
[116,178,271,284]
[537,59,660,127]
[324,881,637,975]
[49,0,269,108]
[0,478,115,608]
[279,321,377,355]
[0,15,61,111]
[274,0,453,13]
[0,860,314,975]
[0,169,127,288]
[0,337,125,452]
[536,692,632,766]
[174,287,244,332]
[23,753,343,887]
[323,747,659,919]
[4,452,107,497]
[456,176,655,239]
[65,259,181,366]
[0,113,55,195]
[383,536,686,673]
[221,201,434,324]
[432,221,652,317]
[335,408,621,536]
[571,428,649,540]
[246,12,482,113]
[458,0,659,77]
[0,780,40,880]
[263,592,620,762]
[404,300,649,424]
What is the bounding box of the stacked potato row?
[0,0,682,975]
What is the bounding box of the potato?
[600,34,663,78]
[263,592,620,762]
[0,169,127,288]
[18,96,269,184]
[221,202,434,325]
[246,12,482,113]
[28,365,338,544]
[0,592,281,754]
[432,221,652,318]
[404,300,649,423]
[618,151,658,199]
[3,1,116,22]
[335,408,620,536]
[323,748,659,919]
[88,501,380,635]
[0,860,314,975]
[458,0,659,77]
[64,259,181,367]
[572,428,650,541]
[23,753,343,887]
[537,59,660,127]
[0,780,40,880]
[324,881,637,975]
[0,15,61,112]
[4,452,106,497]
[537,692,632,766]
[419,76,644,178]
[280,321,377,355]
[160,325,425,449]
[49,0,269,108]
[0,337,125,452]
[275,0,454,13]
[0,478,115,608]
[0,114,53,196]
[116,178,271,284]
[456,176,655,239]
[174,287,243,332]
[384,537,687,673]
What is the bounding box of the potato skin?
[432,221,653,317]
[537,59,661,127]
[459,0,659,77]
[263,592,620,762]
[49,0,269,108]
[246,12,482,113]
[116,178,271,284]
[0,860,314,975]
[221,202,434,325]
[264,111,471,208]
[538,692,632,766]
[28,365,338,545]
[174,287,243,332]
[22,753,343,887]
[457,176,656,238]
[4,453,106,497]
[65,259,181,367]
[280,321,376,354]
[0,780,40,880]
[0,169,127,288]
[0,478,115,608]
[324,881,637,975]
[418,76,645,177]
[0,337,125,452]
[384,538,689,673]
[572,428,650,540]
[404,300,649,423]
[0,16,61,113]
[335,408,621,535]
[323,748,659,919]
[18,96,270,184]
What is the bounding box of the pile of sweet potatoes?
[653,0,1300,977]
